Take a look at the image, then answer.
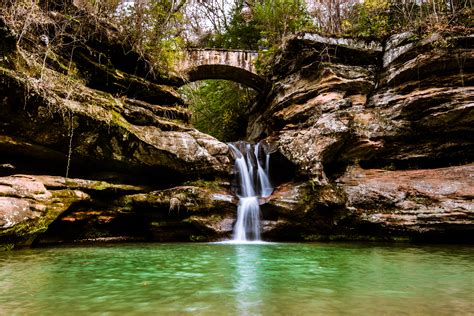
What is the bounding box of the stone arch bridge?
[178,48,268,92]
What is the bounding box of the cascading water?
[228,141,272,242]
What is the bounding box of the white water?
[255,143,273,198]
[229,142,272,241]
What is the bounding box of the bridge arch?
[178,49,269,92]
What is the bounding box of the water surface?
[1,243,473,315]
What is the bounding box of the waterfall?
[228,141,272,241]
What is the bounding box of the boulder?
[36,183,236,244]
[0,175,90,249]
[120,184,236,241]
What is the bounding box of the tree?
[250,0,310,46]
[210,1,262,49]
[90,0,188,71]
[180,80,256,142]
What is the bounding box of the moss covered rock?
[0,175,90,249]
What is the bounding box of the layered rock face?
[0,174,236,250]
[250,32,473,242]
[0,5,234,249]
[0,2,232,180]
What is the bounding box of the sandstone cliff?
[249,32,473,242]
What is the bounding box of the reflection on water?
[234,245,262,315]
[0,243,473,315]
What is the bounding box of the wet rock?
[258,182,346,240]
[278,111,352,180]
[30,175,146,194]
[1,174,149,247]
[121,185,235,213]
[123,184,236,241]
[0,163,15,176]
[383,31,417,67]
[1,10,473,246]
[0,175,90,249]
[338,165,474,241]
[35,183,237,244]
[257,165,473,242]
[185,215,235,240]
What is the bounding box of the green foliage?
[180,80,257,142]
[181,1,310,139]
[109,0,186,71]
[183,179,222,191]
[251,0,310,45]
[181,2,275,140]
[199,0,310,49]
[204,2,262,50]
[344,0,473,38]
[254,45,277,73]
[223,9,261,49]
[350,0,391,38]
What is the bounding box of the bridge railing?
[186,47,258,54]
[178,48,259,74]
